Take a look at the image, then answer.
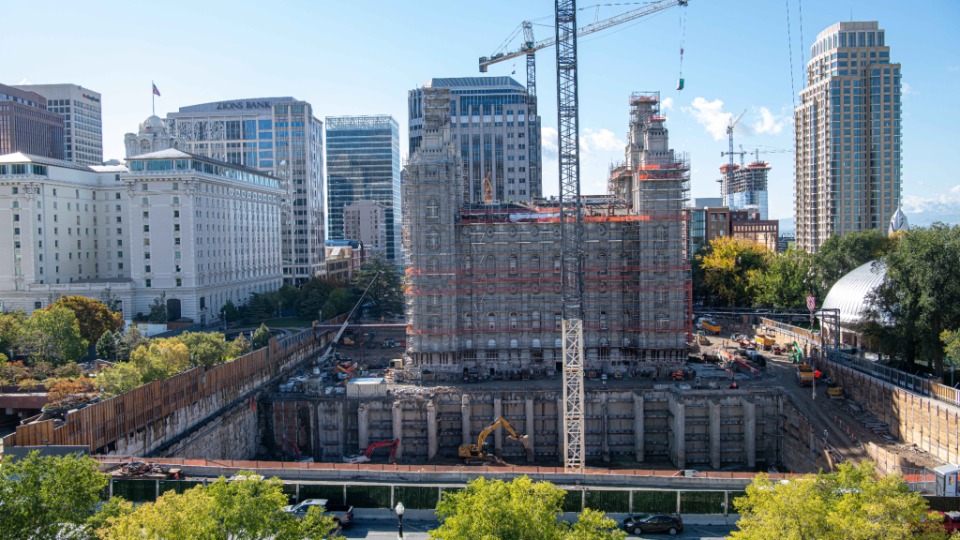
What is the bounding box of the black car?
[622,513,684,535]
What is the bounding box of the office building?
[14,84,102,166]
[0,150,283,325]
[685,201,779,257]
[408,77,542,204]
[343,200,386,259]
[0,83,64,160]
[795,21,902,252]
[403,89,689,380]
[167,97,325,284]
[325,115,401,264]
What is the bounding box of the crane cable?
[678,4,687,82]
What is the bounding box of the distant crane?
[480,0,690,98]
[721,109,748,167]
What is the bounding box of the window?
[464,312,473,329]
[554,312,562,330]
[599,311,608,330]
[531,311,540,330]
[487,312,496,330]
[176,278,182,287]
[509,312,519,330]
[145,265,151,273]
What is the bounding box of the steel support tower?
[555,0,586,472]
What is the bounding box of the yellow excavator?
[459,416,530,464]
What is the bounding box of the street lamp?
[395,501,405,539]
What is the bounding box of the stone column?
[493,396,503,454]
[337,401,346,459]
[357,404,370,450]
[633,393,645,463]
[709,400,721,469]
[461,394,472,447]
[525,396,536,463]
[601,393,611,463]
[669,394,686,469]
[427,400,438,460]
[742,398,756,469]
[392,401,404,461]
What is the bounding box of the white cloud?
[685,97,732,141]
[902,187,960,214]
[581,128,623,154]
[661,97,674,111]
[901,81,915,96]
[541,126,558,155]
[751,107,785,135]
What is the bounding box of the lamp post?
[395,501,404,539]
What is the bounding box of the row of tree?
[3,453,956,540]
[695,225,960,374]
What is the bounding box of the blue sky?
[4,0,959,223]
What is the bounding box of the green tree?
[97,361,143,397]
[732,461,944,540]
[944,329,960,369]
[24,305,89,365]
[0,451,109,540]
[98,287,123,313]
[351,257,403,319]
[867,224,960,372]
[117,327,148,363]
[147,294,168,324]
[130,338,190,383]
[696,237,772,307]
[96,330,119,361]
[296,278,338,319]
[750,249,818,309]
[814,230,896,293]
[0,311,26,358]
[252,324,271,350]
[220,299,240,327]
[99,473,337,540]
[228,333,252,358]
[178,331,232,368]
[431,476,625,540]
[52,295,124,345]
[322,288,357,321]
[246,293,278,321]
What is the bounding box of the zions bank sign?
[215,100,272,110]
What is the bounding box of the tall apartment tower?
[408,77,542,203]
[14,84,102,165]
[325,115,401,265]
[0,83,65,160]
[795,21,902,252]
[166,98,325,284]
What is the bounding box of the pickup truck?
[284,499,354,528]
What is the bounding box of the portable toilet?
[935,464,960,496]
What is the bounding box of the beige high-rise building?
[343,200,386,258]
[795,21,902,252]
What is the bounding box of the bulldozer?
[459,416,530,464]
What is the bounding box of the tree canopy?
[23,305,88,365]
[252,324,271,350]
[430,476,625,540]
[749,248,817,309]
[813,230,896,296]
[695,237,772,307]
[0,311,25,358]
[352,257,404,319]
[732,461,948,540]
[98,473,337,540]
[0,451,108,540]
[51,295,123,345]
[129,338,190,383]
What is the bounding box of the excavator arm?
[460,416,530,462]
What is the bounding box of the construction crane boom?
[480,0,689,97]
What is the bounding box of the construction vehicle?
[790,341,804,364]
[696,330,710,346]
[796,363,815,387]
[343,439,399,464]
[754,334,775,350]
[459,416,530,464]
[827,382,844,399]
[699,319,721,335]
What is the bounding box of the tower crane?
[480,0,690,98]
[721,109,748,167]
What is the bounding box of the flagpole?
[151,81,155,116]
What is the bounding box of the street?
[338,520,734,539]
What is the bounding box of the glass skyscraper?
[166,98,325,284]
[408,77,542,204]
[325,115,401,265]
[795,21,902,252]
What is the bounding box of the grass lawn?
[259,317,314,328]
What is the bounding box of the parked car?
[283,498,354,528]
[622,513,683,535]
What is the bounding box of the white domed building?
[124,115,181,158]
[820,260,888,351]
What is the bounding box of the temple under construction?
[403,89,690,381]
